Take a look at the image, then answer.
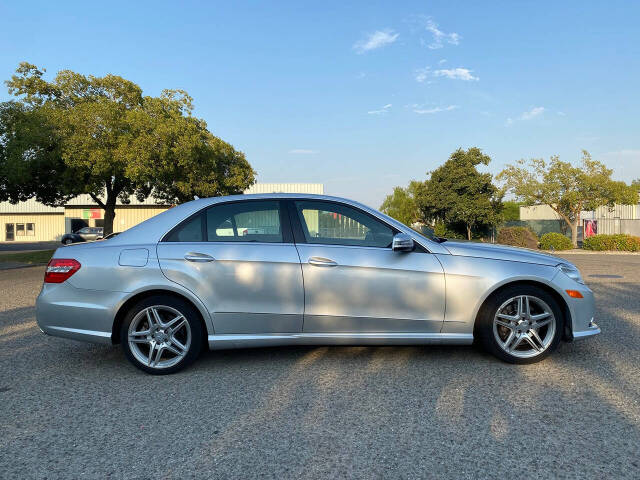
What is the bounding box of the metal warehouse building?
[520,203,640,236]
[1,183,324,242]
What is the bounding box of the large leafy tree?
[1,63,255,234]
[379,181,422,226]
[498,151,638,247]
[414,147,502,240]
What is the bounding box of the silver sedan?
[36,194,600,374]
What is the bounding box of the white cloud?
[505,106,546,126]
[353,29,399,54]
[438,59,447,65]
[415,67,431,83]
[288,149,318,154]
[424,18,460,49]
[521,106,545,120]
[433,67,478,81]
[413,105,459,114]
[557,111,566,116]
[367,104,392,115]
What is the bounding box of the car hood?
[442,240,564,266]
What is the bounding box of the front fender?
[435,254,560,335]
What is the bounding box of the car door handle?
[308,257,338,267]
[184,252,215,262]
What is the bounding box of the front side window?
[294,201,394,248]
[206,201,282,243]
[26,223,35,236]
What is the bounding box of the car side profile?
[36,194,600,374]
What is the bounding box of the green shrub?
[497,226,539,249]
[433,222,465,239]
[539,232,573,250]
[582,234,640,251]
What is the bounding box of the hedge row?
[539,232,573,250]
[582,234,640,251]
[496,226,539,249]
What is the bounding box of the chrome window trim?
[154,194,447,254]
[160,198,290,244]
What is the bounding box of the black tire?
[475,284,564,364]
[120,295,205,374]
[63,238,73,245]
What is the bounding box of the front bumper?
[36,281,126,344]
[551,270,600,341]
[573,319,601,339]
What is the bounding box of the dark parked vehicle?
[61,227,103,245]
[99,232,121,240]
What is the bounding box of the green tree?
[498,151,638,247]
[1,63,256,234]
[502,201,522,222]
[379,181,422,226]
[415,147,503,240]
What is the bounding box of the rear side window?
[164,214,204,242]
[206,201,282,243]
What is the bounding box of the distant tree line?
[381,148,638,246]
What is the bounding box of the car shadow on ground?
[1,280,639,478]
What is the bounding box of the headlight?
[559,264,584,284]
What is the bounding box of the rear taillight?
[44,258,81,283]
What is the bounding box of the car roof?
[103,193,449,253]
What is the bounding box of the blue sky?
[1,0,639,208]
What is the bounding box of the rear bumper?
[36,281,126,344]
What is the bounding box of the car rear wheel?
[121,295,204,374]
[63,238,73,245]
[476,285,564,364]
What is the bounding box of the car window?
[164,214,204,242]
[78,227,90,234]
[206,201,282,243]
[294,200,394,248]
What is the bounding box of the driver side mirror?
[392,233,414,252]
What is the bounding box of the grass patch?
[0,249,55,264]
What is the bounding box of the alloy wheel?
[127,305,192,369]
[493,295,556,359]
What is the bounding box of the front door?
[157,200,304,334]
[291,200,445,333]
[5,224,14,241]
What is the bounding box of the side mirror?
[392,233,414,252]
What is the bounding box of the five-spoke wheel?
[476,285,563,364]
[493,295,556,358]
[121,295,204,374]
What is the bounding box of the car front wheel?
[121,295,204,374]
[476,285,564,364]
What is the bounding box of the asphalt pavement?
[0,241,60,252]
[0,255,639,479]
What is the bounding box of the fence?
[503,218,640,242]
[589,218,640,236]
[503,220,569,238]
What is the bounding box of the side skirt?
[207,332,473,350]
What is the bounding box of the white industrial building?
[520,203,640,235]
[0,183,324,242]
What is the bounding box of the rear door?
[157,200,304,334]
[290,200,445,333]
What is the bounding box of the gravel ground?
[1,255,639,479]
